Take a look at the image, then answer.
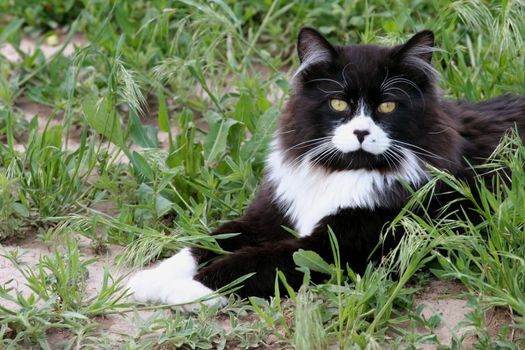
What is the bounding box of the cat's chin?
[313,149,400,172]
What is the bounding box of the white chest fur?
[266,147,425,237]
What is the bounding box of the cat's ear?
[296,27,336,71]
[392,30,436,78]
[394,30,435,63]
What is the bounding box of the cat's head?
[278,28,459,173]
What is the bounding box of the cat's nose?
[353,129,370,143]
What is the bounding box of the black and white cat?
[127,28,525,309]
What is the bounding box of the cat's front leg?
[193,233,330,298]
[125,217,287,310]
[192,208,397,298]
[124,221,249,309]
[126,233,325,308]
[126,188,296,308]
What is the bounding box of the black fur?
[191,29,525,298]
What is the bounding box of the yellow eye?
[378,101,397,113]
[330,99,348,112]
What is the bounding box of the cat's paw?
[156,247,197,279]
[126,268,166,303]
[126,248,198,302]
[160,278,227,311]
[128,274,225,311]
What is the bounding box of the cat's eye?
[378,101,397,114]
[330,99,349,112]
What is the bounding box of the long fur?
[128,29,525,305]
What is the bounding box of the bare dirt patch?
[0,234,129,302]
[413,279,513,349]
[0,33,86,62]
[0,234,146,341]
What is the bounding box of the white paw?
[156,248,197,279]
[161,278,227,311]
[127,269,163,302]
[126,248,225,311]
[126,248,197,302]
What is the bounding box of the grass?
[0,0,525,348]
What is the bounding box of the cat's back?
[451,95,525,162]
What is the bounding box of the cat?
[127,28,525,309]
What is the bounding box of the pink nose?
[353,129,370,143]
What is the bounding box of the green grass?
[1,0,525,348]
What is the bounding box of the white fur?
[403,46,439,80]
[126,248,226,310]
[156,279,226,311]
[267,146,425,237]
[332,104,391,155]
[294,42,332,77]
[156,247,197,279]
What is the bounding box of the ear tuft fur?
[295,27,336,76]
[393,30,438,79]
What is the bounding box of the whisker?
[341,62,354,90]
[391,140,451,163]
[390,144,433,167]
[323,147,341,167]
[381,92,400,100]
[281,136,333,154]
[304,145,332,168]
[312,147,338,168]
[391,141,436,157]
[289,142,332,168]
[381,150,395,168]
[384,147,405,164]
[427,127,454,135]
[304,78,345,89]
[380,68,390,91]
[382,86,412,101]
[318,87,345,95]
[381,75,425,104]
[275,129,296,135]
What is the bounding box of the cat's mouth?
[292,131,398,171]
[307,145,401,172]
[331,115,392,156]
[348,142,391,155]
[331,133,392,157]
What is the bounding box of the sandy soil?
[0,32,85,62]
[413,279,513,348]
[0,233,171,348]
